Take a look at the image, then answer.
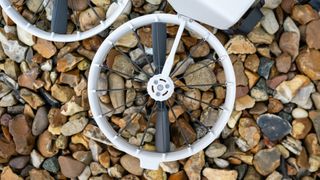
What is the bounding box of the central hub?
[147,74,174,101]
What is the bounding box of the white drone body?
[168,0,255,29]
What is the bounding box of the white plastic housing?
[168,0,255,29]
[88,14,236,170]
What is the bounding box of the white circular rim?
[0,0,129,42]
[88,14,236,170]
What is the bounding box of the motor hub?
[147,74,174,101]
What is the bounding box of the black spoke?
[87,0,103,21]
[96,87,146,92]
[99,65,147,83]
[71,0,80,32]
[101,93,149,117]
[139,103,157,147]
[166,100,190,146]
[170,39,206,76]
[176,83,226,89]
[32,0,48,24]
[174,92,221,111]
[114,45,152,78]
[132,29,156,74]
[118,100,149,135]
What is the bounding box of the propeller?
[51,0,68,34]
[152,22,170,153]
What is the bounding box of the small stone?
[203,168,238,180]
[48,108,67,127]
[0,33,28,63]
[78,166,91,180]
[248,25,274,45]
[51,84,75,103]
[306,19,320,50]
[159,161,179,174]
[250,87,268,102]
[190,42,210,58]
[184,62,216,91]
[268,98,283,113]
[143,168,167,180]
[200,107,218,127]
[283,17,300,38]
[33,39,57,58]
[146,0,161,5]
[29,169,54,180]
[57,53,84,72]
[89,139,102,162]
[253,147,281,176]
[9,114,35,155]
[8,156,30,170]
[260,8,279,35]
[79,7,106,31]
[279,32,299,59]
[308,155,320,172]
[59,69,80,87]
[60,98,84,116]
[61,117,88,136]
[55,134,68,149]
[182,89,201,111]
[32,106,48,136]
[184,151,205,180]
[276,53,291,73]
[37,130,59,157]
[225,35,256,54]
[17,26,35,46]
[90,162,107,176]
[42,157,60,173]
[291,82,315,109]
[291,4,319,25]
[31,150,45,168]
[234,61,248,86]
[83,124,111,145]
[73,151,92,165]
[291,118,312,139]
[98,151,110,168]
[112,55,135,79]
[307,111,320,141]
[274,75,310,103]
[312,92,320,110]
[258,57,274,79]
[1,166,23,180]
[115,32,138,48]
[108,164,125,178]
[58,156,86,178]
[292,108,308,119]
[68,0,88,10]
[244,54,260,72]
[20,88,45,109]
[281,136,303,155]
[205,142,227,158]
[120,154,143,176]
[0,93,17,107]
[266,171,283,180]
[257,114,292,141]
[228,111,242,128]
[109,73,125,114]
[304,133,320,156]
[239,118,261,149]
[91,0,111,7]
[235,95,255,111]
[263,0,282,9]
[296,49,320,81]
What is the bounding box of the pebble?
[263,0,282,9]
[30,150,45,168]
[109,73,125,114]
[244,54,260,72]
[1,166,23,180]
[29,169,54,180]
[203,168,238,180]
[83,124,111,145]
[239,118,261,149]
[79,7,106,31]
[248,25,274,45]
[8,156,30,170]
[306,19,320,50]
[291,118,312,139]
[296,49,320,80]
[112,55,135,79]
[60,98,84,116]
[115,32,138,48]
[159,161,179,174]
[311,92,320,110]
[283,17,300,38]
[184,151,205,180]
[58,156,86,178]
[37,130,59,157]
[17,26,35,46]
[234,61,248,86]
[32,106,48,136]
[279,32,299,59]
[291,4,319,25]
[257,114,292,141]
[57,53,84,73]
[281,136,303,155]
[120,154,143,176]
[90,162,107,176]
[9,114,35,155]
[108,164,125,178]
[225,35,256,54]
[276,53,291,73]
[42,157,60,173]
[33,39,57,59]
[261,8,279,35]
[266,171,283,180]
[190,42,210,58]
[184,62,216,91]
[291,82,315,109]
[205,142,227,158]
[307,111,320,140]
[73,151,92,165]
[61,117,88,136]
[292,108,308,119]
[51,84,75,103]
[253,147,281,176]
[78,166,91,180]
[235,95,255,111]
[250,87,268,102]
[143,168,167,180]
[304,133,320,156]
[20,88,45,109]
[0,34,28,63]
[98,151,110,168]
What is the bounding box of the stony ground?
[0,0,320,179]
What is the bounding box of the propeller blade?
[51,0,68,34]
[152,22,170,152]
[155,101,170,152]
